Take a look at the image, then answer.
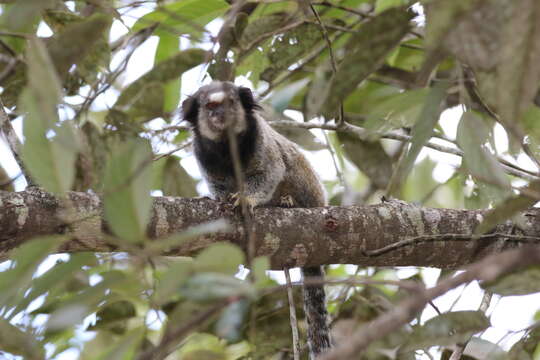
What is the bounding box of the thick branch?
[1,189,540,269]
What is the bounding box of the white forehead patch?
[209,91,225,103]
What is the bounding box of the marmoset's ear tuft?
[238,87,261,111]
[181,95,199,123]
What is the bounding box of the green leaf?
[90,300,137,334]
[456,111,511,194]
[337,133,393,190]
[272,124,325,151]
[182,273,256,302]
[178,333,227,359]
[155,33,181,114]
[0,318,44,360]
[240,13,289,49]
[497,0,540,131]
[215,298,250,343]
[252,256,270,288]
[402,157,439,204]
[363,88,430,132]
[20,38,77,193]
[154,258,194,304]
[47,13,112,80]
[133,0,229,38]
[195,243,245,275]
[114,48,206,122]
[521,105,540,144]
[309,6,412,117]
[153,156,198,197]
[375,0,407,13]
[267,79,310,113]
[260,23,324,82]
[460,337,506,360]
[400,311,490,352]
[424,0,484,52]
[0,236,64,308]
[103,138,153,242]
[10,253,95,319]
[483,266,540,296]
[0,165,14,192]
[0,0,51,52]
[94,328,145,360]
[509,327,540,359]
[387,81,448,196]
[44,270,128,331]
[475,180,540,234]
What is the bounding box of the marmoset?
[182,81,331,358]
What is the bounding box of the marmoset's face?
[183,81,248,141]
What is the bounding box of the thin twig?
[363,233,540,257]
[153,140,192,162]
[226,125,257,267]
[322,130,347,192]
[0,31,29,39]
[449,290,492,360]
[0,97,34,186]
[309,2,345,127]
[311,1,371,18]
[284,268,301,360]
[269,120,539,181]
[139,299,232,360]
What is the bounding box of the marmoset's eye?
[206,101,221,110]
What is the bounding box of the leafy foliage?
[1,0,540,359]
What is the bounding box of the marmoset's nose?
[206,101,221,110]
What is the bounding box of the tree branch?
[2,189,540,269]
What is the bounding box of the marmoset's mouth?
[207,115,227,133]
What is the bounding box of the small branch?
[311,1,372,19]
[449,290,492,360]
[0,97,34,186]
[269,120,539,181]
[226,125,257,267]
[139,299,232,360]
[363,233,540,257]
[284,268,301,360]
[152,140,192,162]
[308,2,345,127]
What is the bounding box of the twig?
[309,2,345,127]
[153,140,192,162]
[102,139,192,196]
[0,31,29,39]
[363,233,540,257]
[268,120,539,181]
[322,130,347,193]
[226,125,256,267]
[0,97,34,186]
[449,290,492,360]
[139,299,232,360]
[0,56,18,84]
[311,1,371,19]
[284,268,301,360]
[461,66,540,175]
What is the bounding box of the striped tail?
[302,266,332,359]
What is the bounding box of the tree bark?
[1,188,539,269]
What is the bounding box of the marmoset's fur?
[182,81,331,358]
